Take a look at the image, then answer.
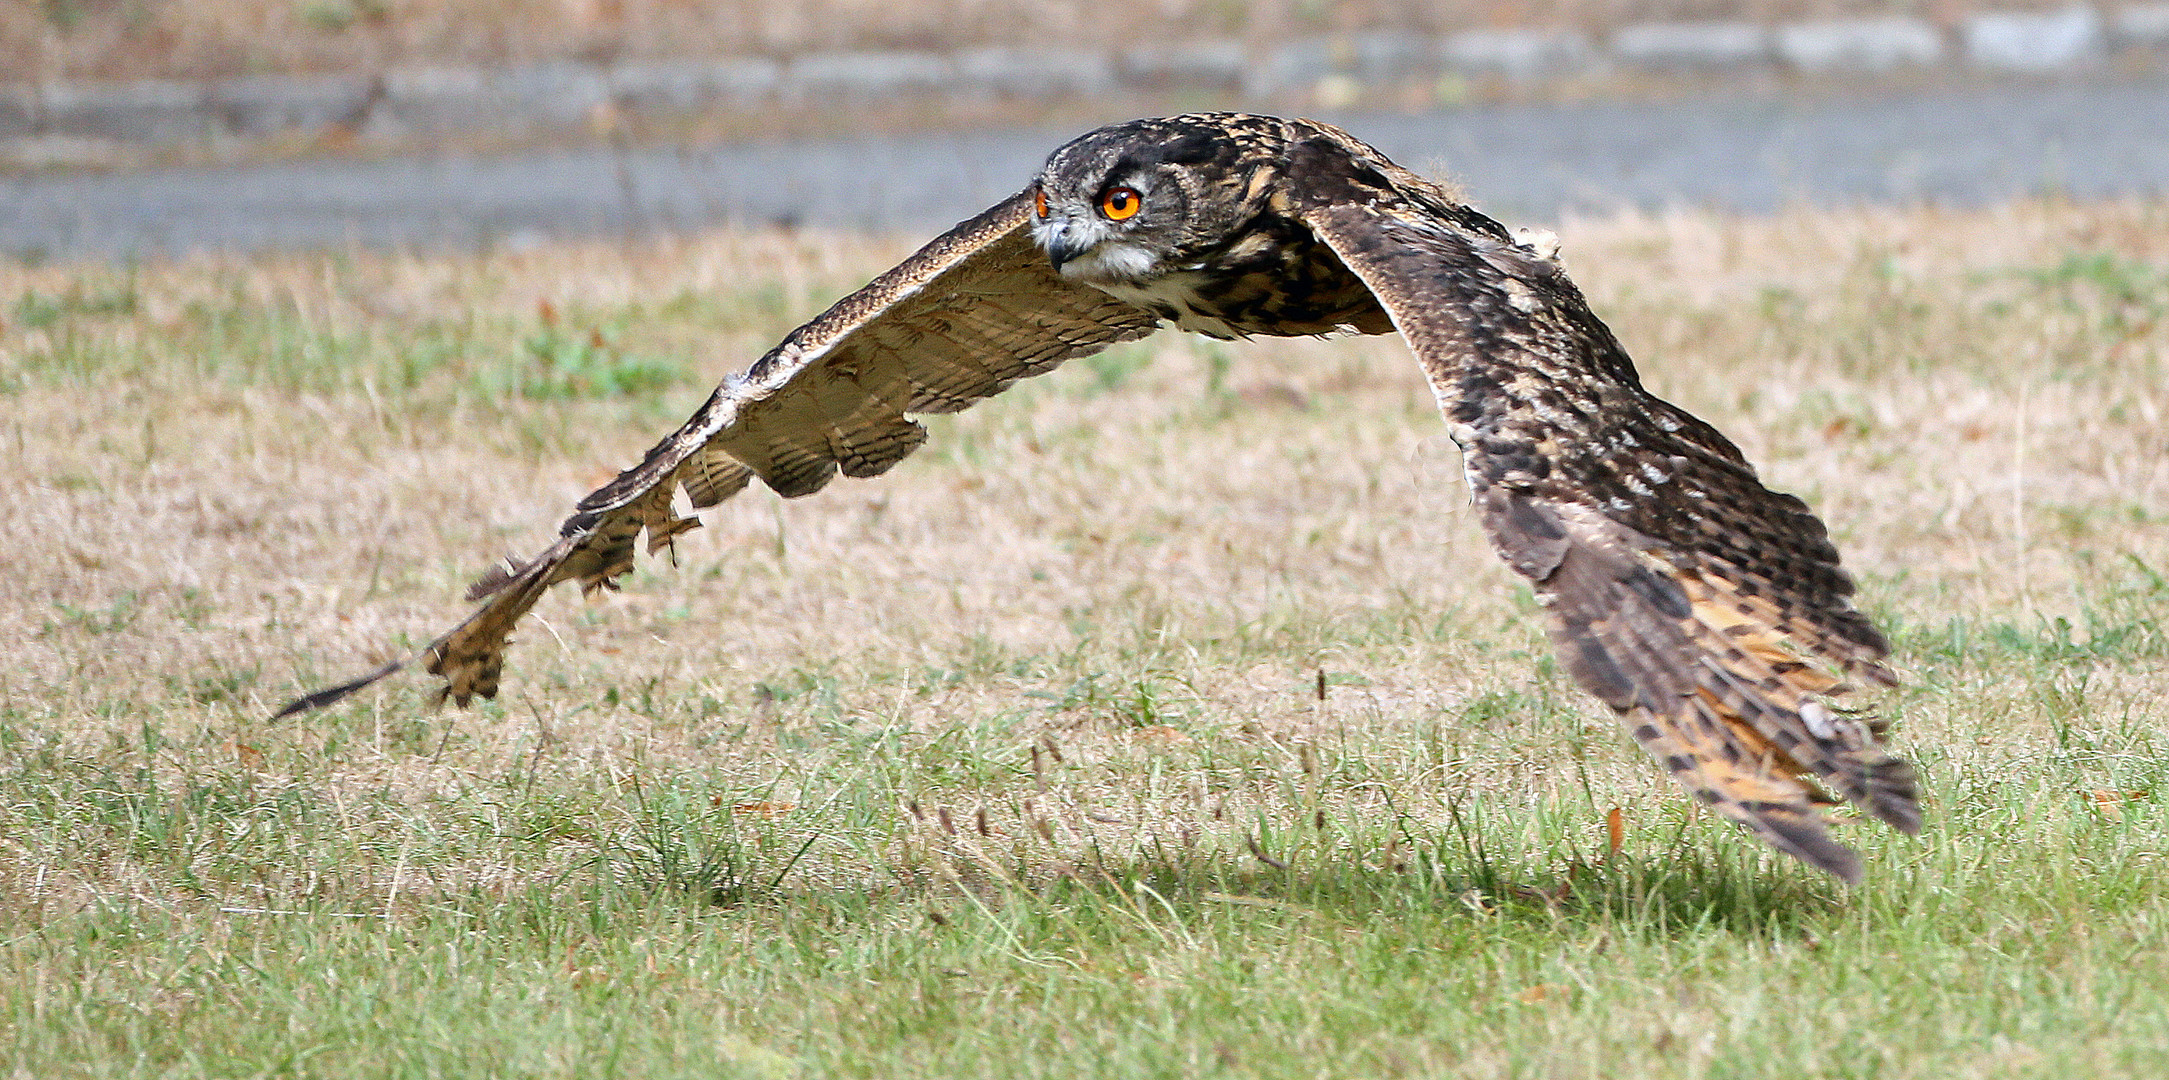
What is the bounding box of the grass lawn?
[0,196,2165,1077]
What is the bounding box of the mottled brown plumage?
[280,113,1919,883]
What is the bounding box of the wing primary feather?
[680,448,754,509]
[833,416,930,479]
[270,658,407,719]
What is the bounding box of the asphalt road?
[8,74,2169,260]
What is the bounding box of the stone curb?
[4,3,2163,150]
[1613,21,1772,70]
[1965,6,2106,69]
[1776,17,1945,72]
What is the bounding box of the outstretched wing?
[1288,133,1918,883]
[278,192,1160,717]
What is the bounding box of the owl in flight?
[282,113,1919,883]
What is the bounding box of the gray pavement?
[7,74,2169,261]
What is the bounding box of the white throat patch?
[1056,241,1160,285]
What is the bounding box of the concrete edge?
[3,4,2161,149]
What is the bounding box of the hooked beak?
[1041,223,1092,272]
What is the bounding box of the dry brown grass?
[11,0,2043,83]
[1,196,2165,1077]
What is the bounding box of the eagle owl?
[282,114,1919,884]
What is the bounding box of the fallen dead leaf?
[731,801,796,818]
[2087,790,2149,819]
[1131,724,1193,746]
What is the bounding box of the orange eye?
[1033,187,1050,219]
[1099,186,1142,221]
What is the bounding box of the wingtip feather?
[270,657,407,719]
[1763,818,1865,887]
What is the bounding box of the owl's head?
[1029,114,1280,286]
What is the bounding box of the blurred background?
[5,0,2169,256]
